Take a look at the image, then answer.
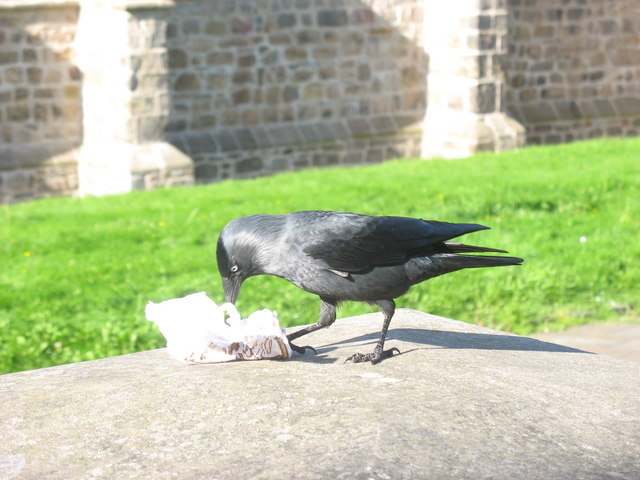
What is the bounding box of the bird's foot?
[288,341,317,356]
[345,347,400,365]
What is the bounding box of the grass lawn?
[1,138,639,374]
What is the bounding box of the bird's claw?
[345,347,400,365]
[288,342,317,355]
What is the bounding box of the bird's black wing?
[294,211,489,273]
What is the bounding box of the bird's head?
[216,216,274,304]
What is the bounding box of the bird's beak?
[222,276,243,304]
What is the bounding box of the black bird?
[216,210,523,364]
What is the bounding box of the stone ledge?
[1,309,638,479]
[167,116,424,157]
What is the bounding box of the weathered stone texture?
[506,0,640,143]
[147,0,427,183]
[1,310,639,479]
[422,0,525,158]
[0,5,81,202]
[1,0,639,203]
[162,1,426,137]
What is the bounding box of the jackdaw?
[216,210,523,364]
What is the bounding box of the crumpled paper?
[145,292,292,363]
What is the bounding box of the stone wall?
[0,3,82,203]
[422,0,525,158]
[0,0,639,203]
[133,0,427,184]
[506,0,640,144]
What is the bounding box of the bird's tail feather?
[439,242,508,254]
[452,253,523,267]
[408,253,522,284]
[436,253,524,272]
[418,253,523,279]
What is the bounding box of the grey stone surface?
[533,322,640,364]
[1,309,639,479]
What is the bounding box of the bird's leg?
[286,298,337,355]
[346,299,399,365]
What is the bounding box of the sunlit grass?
[1,138,639,373]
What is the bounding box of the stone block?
[321,121,349,140]
[296,30,320,44]
[233,128,257,150]
[0,148,17,170]
[181,18,200,35]
[204,20,226,35]
[365,147,385,163]
[52,104,81,121]
[297,124,321,143]
[33,104,48,122]
[350,8,374,25]
[68,66,82,81]
[230,17,252,35]
[0,51,18,64]
[232,88,251,105]
[278,13,297,28]
[213,129,239,151]
[319,65,336,80]
[302,83,324,101]
[206,51,234,66]
[4,171,32,193]
[594,99,616,117]
[317,10,348,27]
[168,49,187,69]
[520,102,557,123]
[312,152,339,166]
[284,46,307,62]
[129,142,194,188]
[5,66,24,84]
[268,125,302,146]
[14,87,30,102]
[184,132,217,154]
[234,156,263,174]
[166,134,188,152]
[292,69,313,82]
[246,127,270,148]
[7,105,29,122]
[346,118,372,136]
[613,97,640,117]
[207,73,228,90]
[472,83,497,114]
[555,101,582,120]
[195,162,218,181]
[174,73,200,91]
[371,116,396,134]
[237,53,255,68]
[268,33,291,45]
[232,70,253,85]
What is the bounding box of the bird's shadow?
[291,327,590,363]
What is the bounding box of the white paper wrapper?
[145,292,292,363]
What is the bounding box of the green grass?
[1,138,639,374]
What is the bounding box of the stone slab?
[1,309,639,479]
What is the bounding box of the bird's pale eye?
[230,265,239,274]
